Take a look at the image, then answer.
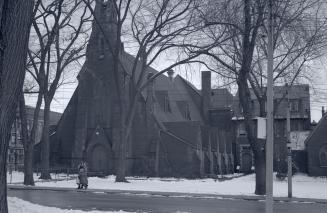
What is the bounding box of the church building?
[46,0,235,178]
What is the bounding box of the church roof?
[119,51,204,124]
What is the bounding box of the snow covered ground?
[7,172,327,199]
[7,171,71,184]
[8,197,136,213]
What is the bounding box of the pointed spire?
[85,0,118,62]
[92,0,117,39]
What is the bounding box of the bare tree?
[19,76,43,186]
[28,0,92,179]
[83,0,206,182]
[194,0,266,194]
[249,0,327,115]
[0,1,34,212]
[19,92,42,186]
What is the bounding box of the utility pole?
[286,85,292,198]
[266,0,274,212]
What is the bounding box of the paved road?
[8,188,327,213]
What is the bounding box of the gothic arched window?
[319,145,327,167]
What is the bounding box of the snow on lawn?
[8,172,327,199]
[8,197,137,213]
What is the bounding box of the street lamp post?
[266,0,274,212]
[286,86,292,198]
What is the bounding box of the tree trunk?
[115,96,128,182]
[40,98,51,179]
[19,92,34,186]
[254,148,266,195]
[0,125,12,213]
[115,89,143,182]
[255,96,267,195]
[0,1,34,212]
[115,123,127,182]
[238,76,266,195]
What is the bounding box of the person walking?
[77,161,88,189]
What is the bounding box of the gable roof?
[115,51,204,124]
[305,113,327,146]
[152,75,203,124]
[25,105,62,126]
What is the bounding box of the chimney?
[167,69,174,81]
[322,106,325,117]
[201,71,211,122]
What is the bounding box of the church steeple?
[95,0,117,37]
[86,0,118,61]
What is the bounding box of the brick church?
[47,0,235,177]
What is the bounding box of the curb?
[8,185,327,205]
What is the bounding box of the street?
[8,188,327,213]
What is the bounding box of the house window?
[237,123,247,137]
[319,145,327,167]
[164,95,171,113]
[9,155,14,163]
[290,99,299,112]
[184,103,191,120]
[274,121,285,138]
[290,120,303,131]
[177,101,191,120]
[155,90,171,113]
[18,155,23,163]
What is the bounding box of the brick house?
[232,85,311,173]
[46,1,235,178]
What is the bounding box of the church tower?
[85,0,118,65]
[71,0,121,173]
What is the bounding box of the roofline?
[304,113,327,145]
[176,75,201,96]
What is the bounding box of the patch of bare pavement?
[8,186,327,213]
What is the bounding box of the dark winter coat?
[78,166,88,185]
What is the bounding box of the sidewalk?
[8,185,327,205]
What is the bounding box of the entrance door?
[240,145,253,173]
[241,153,252,173]
[91,145,108,173]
